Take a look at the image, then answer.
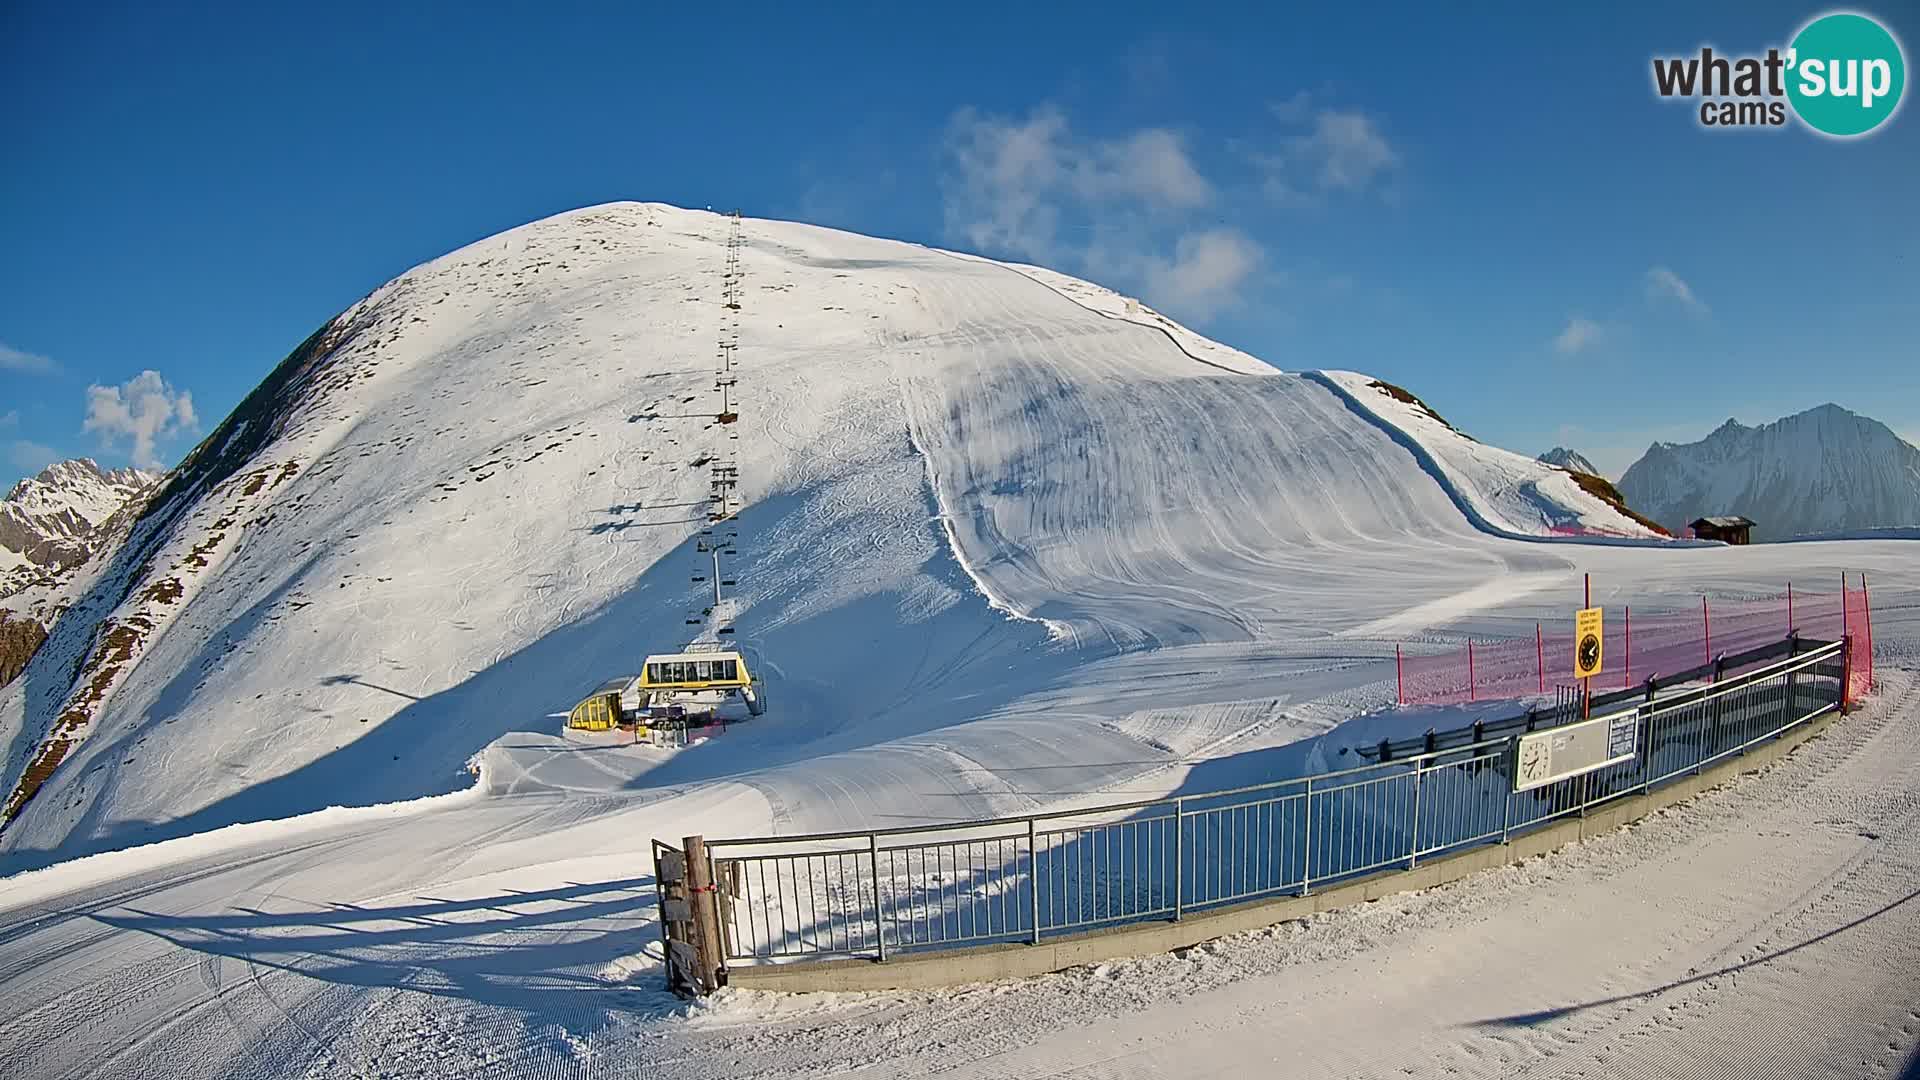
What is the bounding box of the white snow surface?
[0,202,1916,1078]
[1319,370,1671,541]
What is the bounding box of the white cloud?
[1645,266,1708,315]
[942,107,1215,263]
[1140,229,1264,321]
[942,105,1253,319]
[942,105,1074,262]
[0,343,60,376]
[1262,99,1401,201]
[1082,129,1213,208]
[7,440,58,474]
[0,409,17,431]
[82,370,198,469]
[1554,316,1603,355]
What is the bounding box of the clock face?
[1578,633,1601,674]
[1519,741,1551,784]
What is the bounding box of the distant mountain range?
[1538,447,1599,475]
[1618,404,1920,541]
[1,459,162,687]
[2,459,160,592]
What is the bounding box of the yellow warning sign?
[1574,606,1604,678]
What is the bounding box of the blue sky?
[2,1,1915,481]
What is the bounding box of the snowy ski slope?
[0,201,1916,1078]
[0,201,1661,864]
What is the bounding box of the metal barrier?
[679,638,1850,974]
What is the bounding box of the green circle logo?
[1787,12,1906,136]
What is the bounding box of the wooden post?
[684,835,724,994]
[656,843,698,996]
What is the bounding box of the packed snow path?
[0,671,1912,1078]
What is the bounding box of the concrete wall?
[726,708,1839,994]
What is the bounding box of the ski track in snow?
[0,202,1916,1078]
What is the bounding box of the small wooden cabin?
[1689,516,1755,545]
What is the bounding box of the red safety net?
[1844,577,1874,706]
[1397,580,1873,707]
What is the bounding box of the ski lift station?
[566,645,766,733]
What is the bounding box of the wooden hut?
[1689,516,1755,545]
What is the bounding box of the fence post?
[1782,633,1798,737]
[1643,678,1659,793]
[1841,632,1854,713]
[1299,780,1314,895]
[683,835,724,994]
[1409,759,1424,868]
[1026,817,1040,945]
[869,833,887,961]
[1842,575,1852,706]
[1499,751,1513,843]
[1172,797,1184,920]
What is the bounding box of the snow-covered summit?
[1619,404,1920,540]
[1538,447,1599,475]
[1,458,160,593]
[1,201,1668,861]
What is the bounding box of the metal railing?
[691,638,1850,968]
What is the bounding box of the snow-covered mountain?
[0,202,1670,861]
[1,460,162,689]
[1539,447,1599,475]
[1,459,159,586]
[1618,405,1920,540]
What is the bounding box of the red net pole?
[1396,643,1404,705]
[1863,572,1875,692]
[1787,581,1794,634]
[1624,605,1632,689]
[1536,623,1544,694]
[1468,639,1476,701]
[1702,596,1712,666]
